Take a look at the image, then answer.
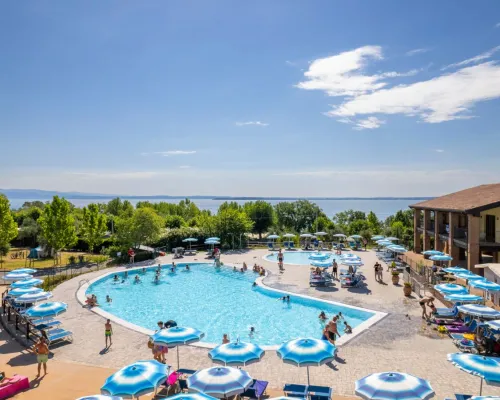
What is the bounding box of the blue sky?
[1,0,500,197]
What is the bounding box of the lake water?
[9,197,417,219]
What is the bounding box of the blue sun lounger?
[283,383,308,398]
[34,319,61,331]
[308,385,333,400]
[46,328,73,345]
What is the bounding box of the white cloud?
[353,116,386,130]
[379,68,421,78]
[153,150,197,156]
[296,45,386,96]
[434,149,445,153]
[406,48,429,56]
[442,46,500,70]
[330,62,500,123]
[235,121,269,127]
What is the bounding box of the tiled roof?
[410,183,500,213]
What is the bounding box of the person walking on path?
[33,336,49,377]
[332,260,338,280]
[105,319,113,347]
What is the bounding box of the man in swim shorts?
[34,336,49,376]
[105,319,113,347]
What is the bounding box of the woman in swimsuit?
[419,296,435,319]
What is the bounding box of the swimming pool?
[265,251,339,266]
[86,264,382,347]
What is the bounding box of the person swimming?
[185,265,190,271]
[113,274,119,281]
[124,271,128,278]
[344,321,352,333]
[249,326,255,337]
[134,275,141,283]
[252,282,257,287]
[142,267,146,274]
[242,262,248,271]
[240,267,244,273]
[106,295,112,303]
[233,266,237,272]
[154,275,160,283]
[319,311,327,321]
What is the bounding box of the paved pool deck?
[48,249,500,398]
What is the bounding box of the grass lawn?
[0,248,92,271]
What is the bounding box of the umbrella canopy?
[151,326,204,369]
[371,235,385,241]
[267,234,280,239]
[448,353,500,395]
[385,237,399,241]
[8,286,43,297]
[349,235,363,239]
[377,241,394,247]
[443,266,469,274]
[310,260,332,268]
[314,232,327,236]
[11,278,43,288]
[355,372,434,400]
[187,366,253,398]
[3,272,33,281]
[10,268,37,274]
[209,341,265,366]
[16,291,53,303]
[182,238,198,242]
[165,394,218,400]
[470,280,500,292]
[455,273,484,281]
[341,253,361,260]
[434,284,468,295]
[206,237,220,241]
[485,320,500,331]
[471,397,500,400]
[332,234,346,238]
[101,360,169,398]
[340,260,364,267]
[300,233,313,238]
[277,338,337,385]
[429,254,453,262]
[444,294,483,303]
[387,246,407,253]
[77,396,123,400]
[283,233,296,238]
[457,304,500,319]
[422,250,444,256]
[309,253,330,261]
[25,302,67,319]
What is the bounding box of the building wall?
[480,207,500,242]
[484,268,500,306]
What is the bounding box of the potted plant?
[403,281,412,296]
[391,271,400,285]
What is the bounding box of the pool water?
[265,251,340,266]
[87,263,375,346]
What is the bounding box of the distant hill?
[0,188,433,201]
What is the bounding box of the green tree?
[215,208,253,248]
[22,201,46,209]
[107,197,134,217]
[38,196,77,263]
[193,212,217,236]
[367,211,382,234]
[313,216,334,233]
[274,202,296,231]
[244,201,275,239]
[0,195,18,261]
[131,208,164,246]
[81,203,108,252]
[18,217,40,246]
[348,219,370,236]
[218,201,243,213]
[165,215,186,229]
[333,209,366,231]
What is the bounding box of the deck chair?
[267,243,274,251]
[308,385,333,400]
[34,319,62,331]
[284,383,308,398]
[241,379,269,399]
[47,328,73,345]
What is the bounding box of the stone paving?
[50,249,500,398]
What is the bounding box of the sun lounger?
[454,394,472,400]
[177,368,196,375]
[46,328,73,344]
[289,242,295,249]
[446,320,478,334]
[307,385,333,400]
[0,375,30,399]
[283,383,308,398]
[241,379,269,399]
[267,243,275,251]
[310,272,330,287]
[34,319,61,331]
[456,339,479,353]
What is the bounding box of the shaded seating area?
[283,384,333,400]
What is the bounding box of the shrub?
[68,255,76,265]
[404,282,412,287]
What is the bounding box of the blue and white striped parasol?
[355,372,434,400]
[455,273,484,281]
[268,234,280,239]
[77,396,123,400]
[377,240,393,246]
[485,320,500,331]
[277,338,337,385]
[423,250,444,256]
[151,326,204,369]
[187,366,253,398]
[443,266,469,274]
[387,246,408,253]
[385,237,399,241]
[25,302,67,318]
[434,284,468,295]
[444,294,483,303]
[470,280,500,292]
[310,260,332,268]
[206,237,220,242]
[9,286,43,297]
[16,291,53,303]
[340,260,364,267]
[314,232,327,236]
[429,254,453,262]
[101,360,169,398]
[309,253,330,261]
[11,278,43,288]
[350,234,363,239]
[471,397,500,400]
[209,341,265,366]
[182,238,198,242]
[457,304,500,319]
[341,253,361,260]
[448,353,500,395]
[10,268,37,274]
[165,393,218,400]
[371,235,385,241]
[3,272,33,281]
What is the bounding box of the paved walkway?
[48,249,500,398]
